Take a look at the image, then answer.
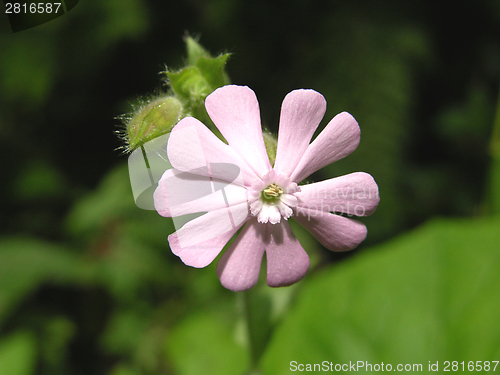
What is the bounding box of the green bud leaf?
[168,54,231,105]
[196,54,231,90]
[168,67,212,103]
[185,36,211,66]
[124,96,184,152]
[118,37,232,152]
[167,38,231,113]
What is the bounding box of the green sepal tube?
[124,95,184,152]
[263,131,278,166]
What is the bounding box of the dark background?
[0,0,499,374]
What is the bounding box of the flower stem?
[241,291,260,374]
[140,145,155,186]
[240,288,273,375]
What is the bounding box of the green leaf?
[165,310,249,375]
[102,309,147,354]
[261,217,500,374]
[65,164,137,237]
[108,364,143,375]
[0,36,55,105]
[40,317,75,369]
[489,159,500,215]
[12,160,66,201]
[0,331,37,375]
[0,238,94,325]
[98,234,173,301]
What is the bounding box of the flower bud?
[185,36,210,65]
[124,95,184,152]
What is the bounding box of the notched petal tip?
[266,252,310,288]
[153,170,173,217]
[295,209,368,252]
[289,111,362,183]
[274,89,327,178]
[216,221,266,292]
[168,233,217,268]
[265,222,310,287]
[168,219,243,269]
[205,85,272,178]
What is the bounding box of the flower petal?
[217,220,266,291]
[169,202,249,250]
[290,112,360,183]
[167,116,257,185]
[154,169,247,217]
[294,208,367,251]
[295,172,380,216]
[205,85,272,178]
[274,89,326,176]
[257,204,281,224]
[265,221,310,287]
[169,225,240,268]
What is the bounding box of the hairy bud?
[123,96,184,152]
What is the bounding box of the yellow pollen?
[263,183,283,197]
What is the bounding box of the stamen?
[263,183,283,198]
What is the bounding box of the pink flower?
[154,85,379,291]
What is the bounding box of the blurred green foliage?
[1,0,500,374]
[262,217,500,374]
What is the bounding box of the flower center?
[262,183,283,201]
[247,171,299,225]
